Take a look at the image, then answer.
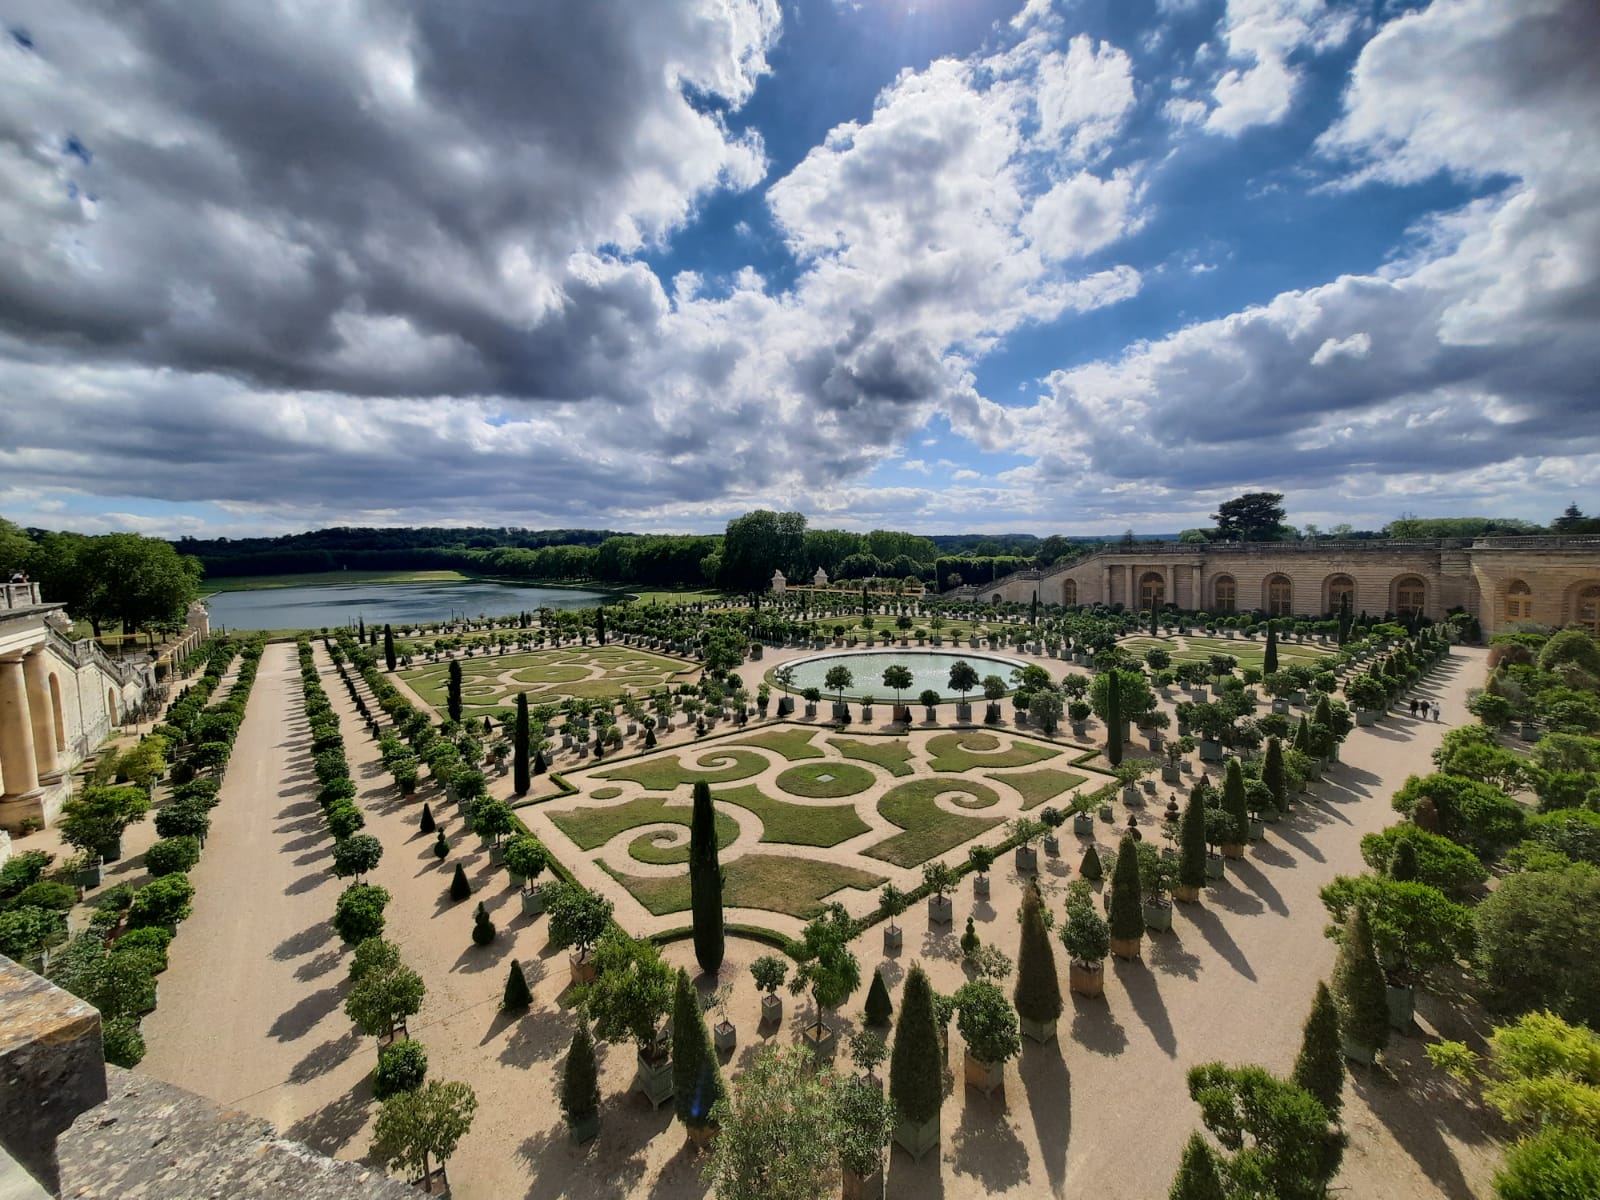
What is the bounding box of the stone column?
[1194,562,1205,609]
[1102,564,1112,606]
[0,656,41,799]
[22,650,61,784]
[1165,564,1176,609]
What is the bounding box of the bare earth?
[138,640,1504,1199]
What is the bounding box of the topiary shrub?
[332,883,390,944]
[1332,905,1389,1058]
[374,1038,429,1099]
[1292,980,1344,1120]
[864,968,893,1027]
[1014,882,1062,1027]
[143,836,200,878]
[561,1019,601,1126]
[671,967,725,1130]
[502,960,531,1011]
[1079,845,1103,881]
[419,803,435,834]
[889,964,942,1127]
[471,901,497,946]
[450,863,472,901]
[433,830,449,860]
[127,874,195,929]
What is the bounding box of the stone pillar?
[21,651,60,784]
[0,656,41,799]
[1165,564,1175,609]
[1194,562,1205,610]
[1102,565,1112,605]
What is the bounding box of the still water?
[203,581,613,632]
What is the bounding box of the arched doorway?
[1265,574,1293,617]
[1062,579,1077,605]
[1394,575,1426,617]
[991,593,1003,606]
[1213,575,1237,613]
[49,674,65,752]
[1506,579,1532,622]
[1139,571,1166,611]
[1325,574,1355,614]
[1577,583,1600,634]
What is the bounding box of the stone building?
[954,535,1600,637]
[0,582,207,833]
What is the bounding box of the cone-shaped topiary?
[689,780,725,976]
[1222,758,1249,844]
[533,747,547,776]
[447,660,463,724]
[450,862,471,900]
[1107,834,1145,943]
[471,901,497,946]
[1168,1131,1228,1200]
[1332,905,1389,1058]
[1293,980,1344,1120]
[561,1018,600,1127]
[419,803,435,834]
[1014,881,1063,1026]
[1178,782,1208,892]
[864,968,893,1027]
[1079,844,1103,881]
[1263,737,1287,814]
[1293,714,1311,754]
[890,964,942,1127]
[513,693,531,796]
[502,959,531,1011]
[671,968,725,1130]
[433,830,448,860]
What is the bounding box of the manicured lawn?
[596,748,768,789]
[733,727,825,761]
[827,737,915,777]
[547,795,738,853]
[601,854,885,919]
[926,731,1060,772]
[864,778,1004,868]
[990,767,1088,810]
[399,645,695,717]
[775,762,876,799]
[1119,635,1328,671]
[712,785,869,847]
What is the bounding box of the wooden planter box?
[927,894,953,925]
[1248,818,1265,842]
[569,954,597,986]
[1069,959,1104,997]
[1386,984,1415,1032]
[964,1053,1004,1097]
[566,1111,600,1145]
[1206,854,1226,880]
[1073,813,1095,837]
[802,1024,837,1063]
[955,702,973,724]
[1110,935,1142,961]
[1220,842,1245,860]
[1173,884,1201,903]
[1341,1036,1378,1066]
[843,1164,884,1200]
[1042,834,1059,857]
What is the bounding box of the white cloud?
[1205,0,1359,135]
[1310,331,1371,365]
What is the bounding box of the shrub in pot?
[922,861,956,925]
[1062,903,1109,997]
[954,979,1020,1096]
[750,954,788,1025]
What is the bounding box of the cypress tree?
[1107,833,1145,945]
[595,609,606,646]
[1014,881,1063,1027]
[513,693,531,796]
[1390,839,1419,882]
[1031,590,1039,626]
[561,1019,600,1128]
[1264,623,1279,675]
[688,781,725,975]
[1105,669,1123,767]
[1168,1131,1228,1200]
[383,624,397,672]
[1222,758,1249,845]
[1079,844,1103,881]
[671,968,725,1130]
[450,862,471,901]
[419,803,435,834]
[1263,737,1287,815]
[1293,713,1311,755]
[358,616,365,642]
[864,968,893,1027]
[447,660,463,724]
[502,959,532,1011]
[1293,980,1345,1120]
[1178,782,1208,894]
[1332,905,1389,1059]
[889,965,942,1127]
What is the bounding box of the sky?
[1,0,1597,539]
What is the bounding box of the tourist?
[1432,701,1441,722]
[1408,698,1419,718]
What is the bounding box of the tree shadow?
[283,1075,374,1158]
[1209,878,1266,917]
[272,921,335,962]
[1068,994,1127,1057]
[294,947,344,982]
[452,929,514,974]
[268,984,343,1042]
[1251,839,1296,870]
[498,1007,574,1068]
[1114,958,1176,1057]
[1019,1039,1070,1196]
[1229,859,1287,916]
[284,871,328,897]
[517,1119,650,1200]
[287,1029,363,1084]
[1272,822,1325,864]
[1148,933,1202,980]
[1184,904,1255,981]
[950,1088,1030,1191]
[1349,1039,1495,1200]
[888,1126,948,1199]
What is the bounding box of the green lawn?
[622,589,733,607]
[775,762,876,799]
[827,737,915,777]
[399,645,695,717]
[712,785,869,847]
[864,778,1004,868]
[547,795,738,854]
[1119,635,1328,671]
[601,854,885,920]
[926,731,1060,773]
[990,768,1088,810]
[733,727,825,761]
[596,748,768,790]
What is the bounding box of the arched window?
[1140,571,1166,612]
[1395,575,1426,616]
[1213,575,1237,613]
[1266,574,1293,617]
[1326,574,1355,614]
[1578,584,1600,634]
[1506,579,1532,621]
[1062,579,1078,606]
[991,593,1003,606]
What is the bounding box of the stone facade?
[957,536,1600,638]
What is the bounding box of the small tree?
[560,1016,601,1127]
[864,968,893,1027]
[449,863,472,901]
[1292,980,1344,1120]
[545,882,614,965]
[1331,905,1389,1058]
[883,665,914,709]
[333,883,389,944]
[331,833,384,884]
[1221,758,1249,844]
[1014,881,1063,1028]
[1169,1130,1228,1200]
[824,664,854,710]
[1107,833,1145,946]
[513,692,531,796]
[58,785,151,861]
[128,874,195,929]
[143,836,200,878]
[371,1079,478,1190]
[953,979,1021,1066]
[672,968,726,1130]
[1184,1063,1345,1200]
[503,835,546,889]
[1263,736,1287,814]
[578,929,675,1055]
[472,799,514,846]
[1179,782,1209,892]
[502,960,531,1011]
[689,780,725,976]
[1061,902,1110,967]
[878,882,907,934]
[948,659,979,703]
[702,1045,837,1200]
[789,904,861,1040]
[374,1039,428,1099]
[890,964,943,1128]
[968,843,996,881]
[921,860,957,900]
[346,959,426,1042]
[749,954,788,997]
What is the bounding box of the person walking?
[1432,701,1441,722]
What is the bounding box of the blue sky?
[1,0,1596,537]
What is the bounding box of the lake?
[203,580,615,632]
